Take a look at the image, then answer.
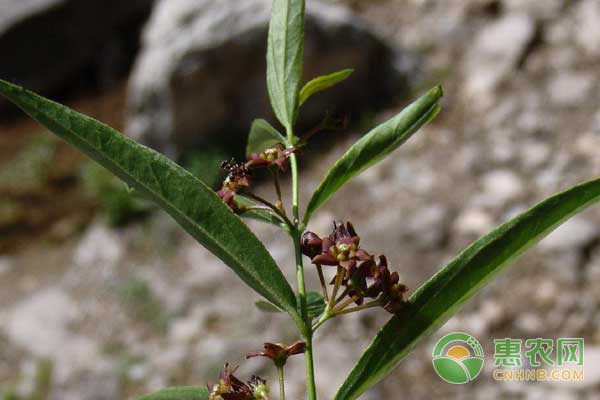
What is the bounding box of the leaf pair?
[0,79,303,329]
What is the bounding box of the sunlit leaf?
[299,69,354,106]
[246,119,286,157]
[267,0,306,132]
[304,86,443,223]
[0,79,302,327]
[335,177,600,399]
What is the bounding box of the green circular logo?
[432,332,484,384]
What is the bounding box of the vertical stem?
[287,130,317,400]
[277,365,286,400]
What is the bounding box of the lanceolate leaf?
[256,292,324,320]
[246,119,286,157]
[267,0,306,132]
[138,387,208,400]
[335,177,600,400]
[305,291,326,320]
[304,86,443,223]
[234,194,285,227]
[0,79,301,327]
[299,69,354,107]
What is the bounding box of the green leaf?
[255,300,284,313]
[306,291,326,320]
[304,86,443,223]
[246,119,286,157]
[0,79,301,327]
[257,292,324,319]
[234,195,284,227]
[335,177,600,400]
[267,0,306,132]
[137,387,209,400]
[299,69,354,107]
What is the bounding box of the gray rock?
[475,169,525,208]
[126,0,403,156]
[546,71,595,107]
[3,288,99,382]
[0,0,153,111]
[574,0,600,57]
[464,13,535,101]
[454,208,494,236]
[539,215,598,251]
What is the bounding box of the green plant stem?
[335,299,383,316]
[287,132,317,400]
[315,264,329,303]
[277,365,286,400]
[243,192,294,228]
[329,267,344,310]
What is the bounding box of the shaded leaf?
[246,119,286,157]
[305,291,325,320]
[335,177,600,399]
[0,79,301,327]
[304,86,443,223]
[234,194,284,227]
[299,69,354,107]
[137,387,209,400]
[267,0,306,132]
[255,299,284,313]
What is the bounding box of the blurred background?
[1,0,600,399]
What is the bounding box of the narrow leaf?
[267,0,306,131]
[234,195,284,227]
[246,119,286,157]
[255,300,284,313]
[256,292,323,319]
[304,86,443,223]
[306,291,326,320]
[299,69,354,106]
[0,79,301,326]
[138,387,208,400]
[335,177,600,399]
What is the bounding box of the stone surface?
[539,216,598,251]
[464,13,535,101]
[0,0,153,112]
[126,0,404,156]
[3,1,600,399]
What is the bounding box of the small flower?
[217,159,252,208]
[246,341,306,367]
[303,221,372,276]
[248,376,269,400]
[360,255,408,314]
[209,364,270,400]
[245,144,295,172]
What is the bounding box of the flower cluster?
[301,221,408,314]
[209,364,269,400]
[217,144,296,210]
[246,144,295,172]
[217,159,252,207]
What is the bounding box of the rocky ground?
[1,0,600,399]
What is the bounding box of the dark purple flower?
[209,364,269,400]
[246,341,306,367]
[217,160,252,208]
[245,144,295,172]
